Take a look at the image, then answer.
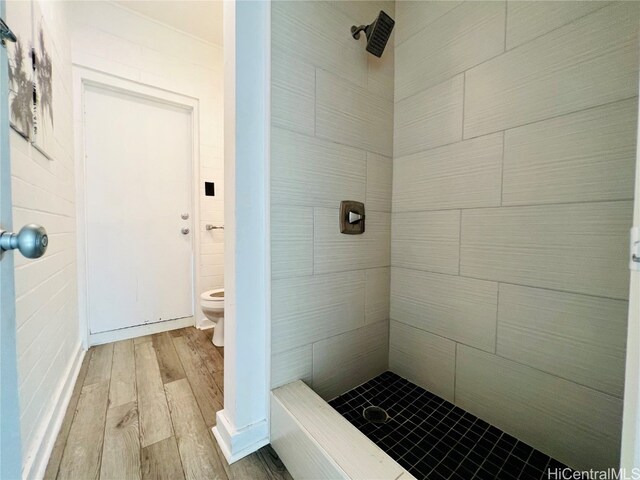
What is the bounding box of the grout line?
[495,284,500,354]
[503,0,508,52]
[461,72,466,140]
[310,338,315,389]
[313,67,317,137]
[503,1,612,53]
[392,95,639,161]
[395,0,615,104]
[390,197,634,214]
[458,209,462,275]
[311,207,315,275]
[393,1,466,49]
[500,130,505,205]
[491,349,623,399]
[391,265,629,303]
[394,320,624,401]
[273,102,390,158]
[453,343,458,404]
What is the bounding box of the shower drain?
[363,406,389,424]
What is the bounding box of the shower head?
[351,10,395,58]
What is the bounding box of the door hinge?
[631,227,640,272]
[0,17,16,47]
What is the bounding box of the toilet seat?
[201,288,224,302]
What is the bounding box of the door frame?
[0,0,24,476]
[73,66,201,348]
[620,90,640,467]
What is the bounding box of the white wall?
[391,1,638,471]
[67,1,225,309]
[8,0,80,475]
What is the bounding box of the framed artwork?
[6,0,54,160]
[6,0,34,140]
[32,3,54,159]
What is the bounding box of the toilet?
[200,288,224,347]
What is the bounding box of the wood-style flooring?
[44,327,291,480]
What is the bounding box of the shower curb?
[271,380,415,480]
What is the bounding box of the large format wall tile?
[502,99,637,206]
[328,1,395,101]
[272,271,365,354]
[367,34,395,102]
[460,202,633,299]
[394,75,464,157]
[465,2,639,138]
[272,345,313,389]
[396,1,505,100]
[313,321,389,400]
[456,346,623,470]
[497,284,628,397]
[395,1,462,46]
[316,69,393,156]
[391,210,460,275]
[365,267,390,325]
[393,133,503,212]
[271,127,366,208]
[506,1,610,50]
[314,208,390,274]
[366,153,392,213]
[272,1,367,86]
[271,206,313,279]
[389,320,456,402]
[330,0,395,26]
[391,268,497,352]
[271,52,315,136]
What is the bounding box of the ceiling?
[114,1,223,46]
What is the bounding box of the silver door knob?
[181,227,190,235]
[0,224,48,259]
[181,213,190,220]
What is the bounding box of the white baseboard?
[22,343,85,480]
[212,410,269,464]
[89,316,195,346]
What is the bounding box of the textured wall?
[68,1,225,300]
[270,1,394,400]
[8,0,79,471]
[391,1,638,471]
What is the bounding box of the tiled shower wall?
[390,1,638,471]
[270,1,394,400]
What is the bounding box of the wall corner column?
[212,0,272,464]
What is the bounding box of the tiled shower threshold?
[328,371,574,480]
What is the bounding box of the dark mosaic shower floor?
[328,371,574,480]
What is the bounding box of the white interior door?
[0,3,23,476]
[84,84,194,334]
